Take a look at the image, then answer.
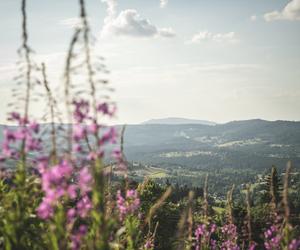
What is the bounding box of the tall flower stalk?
[18,0,35,173]
[245,184,253,246]
[41,63,58,164]
[227,185,235,225]
[203,174,209,221]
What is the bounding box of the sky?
[0,0,300,124]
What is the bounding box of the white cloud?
[186,31,239,44]
[102,9,157,37]
[59,17,82,28]
[157,27,176,37]
[160,0,168,8]
[264,0,300,21]
[101,0,175,38]
[250,15,257,21]
[102,0,117,23]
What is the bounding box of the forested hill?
[0,119,299,171]
[122,119,300,171]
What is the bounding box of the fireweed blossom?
[37,160,74,219]
[76,195,93,218]
[264,225,300,250]
[97,102,116,117]
[71,99,118,160]
[37,159,92,249]
[112,148,127,171]
[264,225,281,250]
[194,223,217,250]
[0,112,41,161]
[248,242,257,250]
[73,100,90,123]
[116,189,140,221]
[220,224,240,250]
[144,239,154,249]
[78,167,92,194]
[70,225,88,250]
[36,97,120,248]
[288,239,300,250]
[37,160,95,219]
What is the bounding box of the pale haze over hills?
[142,117,216,126]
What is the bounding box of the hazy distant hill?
[123,119,300,171]
[0,119,299,171]
[142,117,216,126]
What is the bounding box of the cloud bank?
[264,0,300,21]
[187,31,239,44]
[160,0,168,8]
[101,0,175,38]
[250,15,257,21]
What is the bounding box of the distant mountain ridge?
[0,119,299,172]
[142,117,216,126]
[122,119,300,171]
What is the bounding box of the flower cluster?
[288,239,300,250]
[144,239,154,249]
[116,189,140,221]
[1,112,41,160]
[264,225,281,250]
[70,225,88,250]
[97,102,116,117]
[112,148,127,171]
[194,223,217,250]
[72,99,118,161]
[248,242,257,250]
[264,225,300,250]
[37,161,93,220]
[36,97,119,249]
[37,160,74,219]
[37,160,93,249]
[220,224,240,250]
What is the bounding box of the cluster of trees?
[1,163,300,249]
[111,165,300,249]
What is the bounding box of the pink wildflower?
[194,223,217,250]
[37,160,75,219]
[144,240,154,249]
[97,102,116,117]
[221,224,240,250]
[70,225,88,250]
[73,99,90,123]
[289,239,300,250]
[78,167,92,194]
[98,127,117,145]
[76,195,92,218]
[88,122,98,134]
[67,184,78,199]
[264,225,281,250]
[116,189,140,221]
[29,121,39,133]
[1,113,41,160]
[37,200,53,219]
[73,124,86,141]
[67,208,77,221]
